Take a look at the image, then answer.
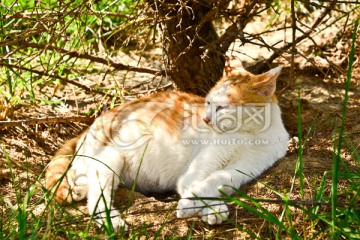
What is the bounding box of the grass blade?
[331,18,359,239]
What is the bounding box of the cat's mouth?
[203,105,229,124]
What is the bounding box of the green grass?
[330,18,360,239]
[0,0,146,106]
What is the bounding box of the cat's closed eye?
[216,105,226,112]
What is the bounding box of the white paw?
[200,201,229,225]
[176,198,205,218]
[71,182,88,201]
[109,215,128,232]
[68,174,88,201]
[93,211,128,232]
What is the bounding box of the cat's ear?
[250,66,282,97]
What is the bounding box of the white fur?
[66,69,289,230]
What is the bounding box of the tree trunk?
[148,0,230,96]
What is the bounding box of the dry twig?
[0,116,94,128]
[0,63,114,97]
[252,0,338,72]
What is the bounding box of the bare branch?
[252,0,338,72]
[2,41,164,76]
[0,63,113,97]
[0,116,94,128]
[205,0,260,55]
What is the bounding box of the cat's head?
[203,66,282,133]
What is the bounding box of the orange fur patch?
[213,69,277,105]
[92,91,205,145]
[45,132,87,204]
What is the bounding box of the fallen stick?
[0,116,94,128]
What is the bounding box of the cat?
[45,66,289,231]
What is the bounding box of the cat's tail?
[45,131,87,204]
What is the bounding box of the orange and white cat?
[45,66,289,230]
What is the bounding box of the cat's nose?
[203,116,211,124]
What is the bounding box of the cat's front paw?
[108,216,128,232]
[68,175,88,202]
[176,198,205,218]
[71,183,88,201]
[93,211,128,232]
[200,201,229,225]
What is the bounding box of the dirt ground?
[0,19,359,239]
